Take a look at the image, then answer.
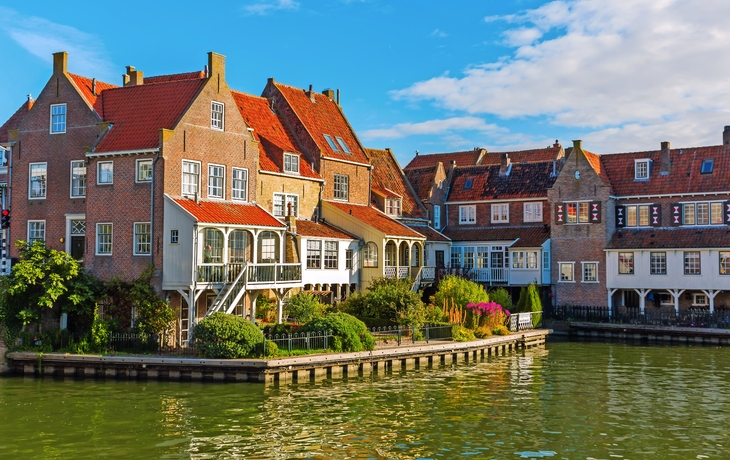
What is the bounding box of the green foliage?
[492,325,510,336]
[451,324,475,342]
[287,292,327,324]
[301,312,375,352]
[104,266,175,335]
[255,296,276,323]
[432,275,489,309]
[193,312,264,358]
[515,286,528,313]
[488,288,512,311]
[342,277,427,327]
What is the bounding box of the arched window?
[203,229,223,263]
[363,241,378,268]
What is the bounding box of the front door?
[435,250,445,267]
[70,236,84,260]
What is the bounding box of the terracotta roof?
[443,225,550,247]
[295,219,357,240]
[479,146,563,165]
[94,79,205,153]
[371,185,400,199]
[144,71,205,84]
[326,201,425,239]
[272,82,370,164]
[405,150,482,170]
[583,149,611,185]
[607,227,730,249]
[367,148,426,219]
[407,225,450,242]
[600,145,730,196]
[404,165,438,202]
[447,162,556,201]
[68,73,117,110]
[231,91,319,179]
[172,198,284,227]
[0,100,31,143]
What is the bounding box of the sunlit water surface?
[1,340,729,459]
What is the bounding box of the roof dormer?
[634,158,651,180]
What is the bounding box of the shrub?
[451,324,475,342]
[193,312,264,358]
[488,288,512,312]
[492,325,510,336]
[466,302,510,330]
[432,275,489,310]
[287,292,327,324]
[256,296,276,323]
[301,312,375,352]
[474,326,492,339]
[515,286,528,313]
[342,277,426,327]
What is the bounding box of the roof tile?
[295,219,357,239]
[326,201,425,238]
[173,198,284,227]
[448,162,556,202]
[68,73,117,110]
[405,150,482,170]
[443,225,550,247]
[607,227,730,249]
[367,148,426,219]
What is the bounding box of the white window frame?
[491,203,509,223]
[434,205,441,229]
[558,262,574,282]
[182,160,201,197]
[133,222,151,255]
[70,160,86,197]
[50,103,66,134]
[232,167,248,201]
[682,201,725,226]
[211,101,224,131]
[136,159,153,183]
[720,251,730,275]
[170,229,179,245]
[283,153,300,174]
[618,252,634,274]
[511,250,538,270]
[29,162,47,199]
[386,198,401,216]
[324,241,338,269]
[207,163,225,199]
[650,252,667,275]
[346,249,354,270]
[634,159,650,180]
[273,193,298,217]
[523,202,543,223]
[97,161,114,185]
[459,205,476,224]
[363,241,378,268]
[684,251,701,275]
[692,293,708,307]
[582,261,599,283]
[96,223,113,255]
[27,220,46,243]
[334,174,349,201]
[306,240,321,269]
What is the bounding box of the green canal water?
[1,340,729,459]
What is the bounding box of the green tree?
[193,312,264,358]
[515,286,528,313]
[342,277,426,327]
[287,292,327,324]
[431,275,489,309]
[488,287,513,312]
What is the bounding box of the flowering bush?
[466,301,510,330]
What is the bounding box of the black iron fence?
[546,305,730,329]
[108,333,198,356]
[369,324,453,347]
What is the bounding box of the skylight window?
[323,134,340,152]
[464,178,473,190]
[335,136,351,154]
[701,159,714,174]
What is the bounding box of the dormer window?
[386,198,401,216]
[701,159,714,174]
[464,178,473,189]
[284,153,299,174]
[323,134,340,152]
[335,136,351,154]
[634,159,650,180]
[211,102,224,130]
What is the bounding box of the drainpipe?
[150,150,162,268]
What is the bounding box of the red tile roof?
[407,225,450,242]
[607,227,730,249]
[295,219,357,240]
[0,100,31,143]
[600,145,730,196]
[144,71,205,84]
[443,225,550,247]
[405,149,483,170]
[479,146,563,165]
[371,185,400,199]
[272,82,370,164]
[367,148,426,219]
[231,91,319,179]
[68,73,117,109]
[326,201,425,238]
[94,79,206,153]
[404,165,439,202]
[447,162,556,201]
[172,198,284,227]
[583,149,611,185]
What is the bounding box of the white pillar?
[635,289,651,315]
[702,289,720,314]
[607,289,618,319]
[667,289,684,315]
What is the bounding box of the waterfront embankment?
[567,322,730,344]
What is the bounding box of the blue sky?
[2,0,730,167]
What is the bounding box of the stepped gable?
[443,225,550,247]
[172,198,284,227]
[231,91,319,179]
[607,227,730,249]
[448,161,556,201]
[327,201,424,238]
[93,78,206,153]
[405,149,482,170]
[367,147,426,219]
[273,82,369,164]
[295,219,357,240]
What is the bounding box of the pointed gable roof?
[405,149,483,170]
[367,147,426,219]
[68,73,117,110]
[93,78,206,153]
[326,201,425,239]
[231,90,319,179]
[0,100,32,143]
[172,197,284,227]
[272,82,370,164]
[448,161,557,202]
[404,165,440,202]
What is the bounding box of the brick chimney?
[53,51,68,75]
[660,141,671,175]
[284,202,299,264]
[123,66,144,86]
[207,52,226,82]
[499,153,511,176]
[307,84,315,102]
[724,126,730,145]
[322,89,335,101]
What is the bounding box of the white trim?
[132,222,152,256]
[28,162,47,200]
[96,222,113,256]
[692,293,709,306]
[491,203,509,223]
[232,167,248,202]
[50,103,66,134]
[581,261,599,283]
[333,173,349,201]
[321,155,371,169]
[523,202,543,223]
[634,158,651,180]
[273,192,299,217]
[211,101,225,131]
[447,197,548,205]
[558,261,575,282]
[87,148,159,157]
[207,163,225,200]
[259,169,325,183]
[181,159,202,197]
[612,191,730,200]
[283,152,300,175]
[97,160,114,185]
[135,158,153,183]
[27,220,46,242]
[64,214,85,255]
[459,205,476,225]
[70,160,86,198]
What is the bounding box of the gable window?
[335,136,351,154]
[491,203,509,223]
[208,164,224,199]
[524,202,543,222]
[134,223,151,255]
[324,241,338,269]
[626,204,650,227]
[29,162,47,199]
[70,161,86,197]
[693,293,708,307]
[459,205,476,224]
[182,160,200,196]
[334,174,349,201]
[211,101,224,130]
[28,220,46,243]
[684,251,701,275]
[284,153,299,174]
[559,262,574,282]
[273,193,298,217]
[582,262,598,282]
[433,205,441,229]
[650,252,667,275]
[97,161,113,184]
[566,202,590,224]
[232,168,248,201]
[618,252,634,274]
[50,104,66,134]
[720,251,730,275]
[306,240,321,269]
[136,159,152,182]
[323,134,340,152]
[363,241,378,267]
[701,159,714,174]
[634,159,650,180]
[386,198,401,216]
[96,223,113,255]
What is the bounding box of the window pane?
[683,203,695,225]
[579,202,590,223]
[324,241,338,269]
[560,263,573,281]
[71,161,86,197]
[30,163,47,198]
[137,160,152,182]
[182,161,200,196]
[307,240,321,268]
[208,165,224,198]
[232,168,248,201]
[98,162,113,184]
[567,203,577,223]
[618,252,634,274]
[627,206,637,227]
[650,252,666,275]
[97,224,113,254]
[684,251,701,274]
[720,251,730,275]
[711,202,723,224]
[51,104,66,133]
[696,203,709,225]
[134,223,151,255]
[639,205,650,226]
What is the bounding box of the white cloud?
[431,29,448,38]
[360,116,506,140]
[0,7,116,82]
[393,0,730,152]
[243,0,300,15]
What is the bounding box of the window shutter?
[590,202,601,223]
[650,204,661,227]
[555,202,565,225]
[670,203,682,226]
[615,205,625,228]
[725,201,730,225]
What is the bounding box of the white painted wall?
[301,235,358,286]
[162,197,196,290]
